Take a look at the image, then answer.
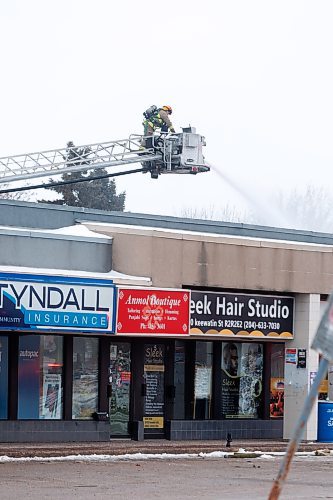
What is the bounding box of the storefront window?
[194,341,213,419]
[72,337,99,419]
[221,342,263,419]
[270,344,285,417]
[18,335,63,419]
[0,336,8,419]
[174,341,185,419]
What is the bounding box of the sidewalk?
[0,439,332,458]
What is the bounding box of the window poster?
[144,344,165,429]
[270,344,285,417]
[41,374,62,419]
[270,378,284,417]
[221,343,241,417]
[194,366,212,399]
[221,342,263,419]
[238,343,263,418]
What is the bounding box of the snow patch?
[0,451,231,463]
[0,449,322,464]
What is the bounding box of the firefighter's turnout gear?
[143,105,175,143]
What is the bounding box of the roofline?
[0,199,333,246]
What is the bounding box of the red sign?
[116,288,190,335]
[120,371,131,383]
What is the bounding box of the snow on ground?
[0,449,329,463]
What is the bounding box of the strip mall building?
[0,199,332,442]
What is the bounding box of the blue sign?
[318,401,333,442]
[0,273,116,333]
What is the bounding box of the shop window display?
[18,335,63,419]
[72,337,99,419]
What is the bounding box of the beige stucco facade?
[84,222,333,294]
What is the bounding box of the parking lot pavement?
[0,454,332,499]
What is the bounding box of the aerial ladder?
[0,127,210,193]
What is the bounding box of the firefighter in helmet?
[142,105,175,148]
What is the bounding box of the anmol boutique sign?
[0,273,116,333]
[190,291,294,338]
[116,287,190,335]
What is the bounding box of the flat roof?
[1,199,333,246]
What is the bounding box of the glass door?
[109,342,131,436]
[143,343,165,435]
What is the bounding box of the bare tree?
[179,186,333,233]
[179,203,251,223]
[274,186,333,232]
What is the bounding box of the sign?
[116,287,190,335]
[0,272,116,333]
[297,349,307,369]
[144,344,165,429]
[143,417,164,429]
[194,366,212,399]
[286,348,297,364]
[190,291,294,338]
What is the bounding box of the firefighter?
[142,105,175,148]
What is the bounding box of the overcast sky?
[1,1,333,228]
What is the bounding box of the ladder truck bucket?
[141,126,210,179]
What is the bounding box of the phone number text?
[219,320,281,330]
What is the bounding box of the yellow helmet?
[162,105,172,114]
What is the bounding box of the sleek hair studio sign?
[0,272,116,333]
[190,291,294,338]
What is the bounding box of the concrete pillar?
[283,293,321,441]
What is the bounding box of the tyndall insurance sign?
[190,291,294,338]
[0,273,116,333]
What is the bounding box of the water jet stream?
[207,162,292,229]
